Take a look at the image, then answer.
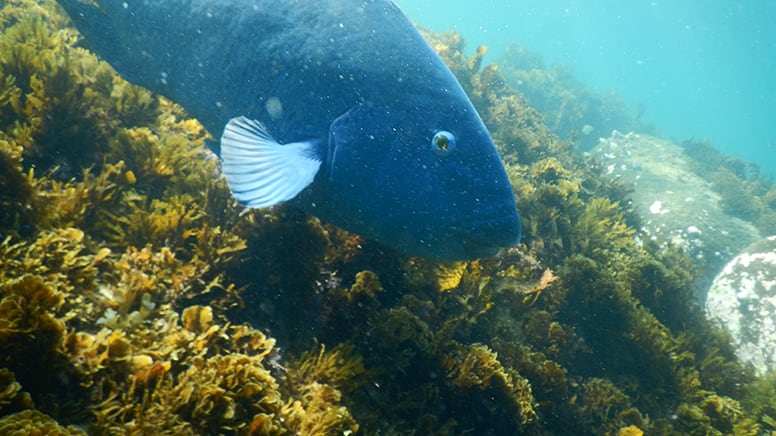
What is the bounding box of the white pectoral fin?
[220,116,321,208]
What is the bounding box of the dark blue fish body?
[57,0,521,260]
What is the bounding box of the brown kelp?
[682,137,776,236]
[495,42,644,150]
[1,1,774,434]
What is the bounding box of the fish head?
[322,101,521,261]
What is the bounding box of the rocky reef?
[680,137,776,238]
[495,42,644,151]
[1,1,775,434]
[591,131,762,295]
[706,236,776,376]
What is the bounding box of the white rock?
[705,235,776,375]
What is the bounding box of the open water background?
[397,0,776,177]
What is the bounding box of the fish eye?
[431,130,456,157]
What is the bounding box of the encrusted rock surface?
[705,235,776,375]
[591,132,761,295]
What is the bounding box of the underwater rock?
[705,235,776,375]
[591,131,761,294]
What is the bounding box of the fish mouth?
[451,212,522,258]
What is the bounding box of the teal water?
[397,0,776,177]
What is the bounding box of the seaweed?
[682,137,776,235]
[0,368,33,416]
[0,0,771,434]
[0,137,36,236]
[572,197,636,265]
[0,409,85,435]
[0,272,86,420]
[0,13,104,179]
[712,167,762,221]
[495,42,643,150]
[281,343,364,435]
[443,342,537,428]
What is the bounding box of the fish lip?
[450,212,522,257]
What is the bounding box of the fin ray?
[220,116,321,208]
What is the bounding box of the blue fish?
[56,0,521,260]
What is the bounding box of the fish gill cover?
[1,0,776,435]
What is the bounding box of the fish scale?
[57,0,521,260]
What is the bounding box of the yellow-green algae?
[682,137,776,236]
[494,42,643,150]
[1,1,776,434]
